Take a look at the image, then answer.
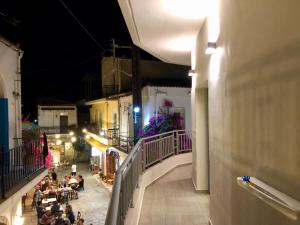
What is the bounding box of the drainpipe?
[15,50,23,146]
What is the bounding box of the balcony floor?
[139,164,210,225]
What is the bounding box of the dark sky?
[1,0,133,118]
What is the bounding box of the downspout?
[15,50,23,146]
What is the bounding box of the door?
[60,115,68,133]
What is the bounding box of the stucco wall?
[142,86,191,131]
[0,40,22,148]
[90,100,119,130]
[119,95,133,137]
[193,1,300,225]
[38,105,77,128]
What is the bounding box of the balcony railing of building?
[39,125,77,135]
[118,133,134,153]
[0,139,46,199]
[104,129,192,225]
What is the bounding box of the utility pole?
[132,45,142,144]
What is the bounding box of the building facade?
[0,37,23,149]
[38,101,78,134]
[118,1,300,225]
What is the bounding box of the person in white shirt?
[71,164,77,176]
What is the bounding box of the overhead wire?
[57,0,106,54]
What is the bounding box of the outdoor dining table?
[42,198,57,205]
[45,204,64,212]
[68,178,78,185]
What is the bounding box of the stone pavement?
[23,163,111,225]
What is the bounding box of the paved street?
[23,163,111,225]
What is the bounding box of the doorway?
[60,115,68,133]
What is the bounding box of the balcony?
[0,139,46,199]
[105,129,196,225]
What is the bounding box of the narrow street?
[23,163,111,225]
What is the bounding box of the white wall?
[0,39,22,148]
[38,105,77,128]
[192,1,300,225]
[0,169,48,225]
[142,86,191,131]
[119,95,133,137]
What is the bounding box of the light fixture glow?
[82,128,87,133]
[56,140,62,145]
[205,42,217,55]
[134,106,140,113]
[166,36,195,52]
[85,134,90,140]
[71,137,77,143]
[69,131,74,136]
[163,0,207,20]
[188,69,196,77]
[55,134,60,139]
[100,131,105,136]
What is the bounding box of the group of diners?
[32,169,85,225]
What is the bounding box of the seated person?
[39,210,54,225]
[36,201,45,221]
[77,219,84,225]
[51,201,61,216]
[51,169,57,181]
[61,176,68,188]
[53,212,66,225]
[65,205,75,224]
[78,176,84,190]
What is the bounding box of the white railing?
[104,129,192,225]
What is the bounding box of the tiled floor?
[23,163,111,225]
[139,164,210,225]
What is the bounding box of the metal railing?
[118,134,134,153]
[105,129,192,225]
[0,139,46,198]
[39,125,77,134]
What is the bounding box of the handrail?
[237,177,300,220]
[105,129,192,225]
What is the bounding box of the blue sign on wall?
[0,98,9,152]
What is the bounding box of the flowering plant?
[139,99,183,138]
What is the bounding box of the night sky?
[1,0,135,119]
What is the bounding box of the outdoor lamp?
[69,131,74,136]
[205,42,217,55]
[100,131,105,136]
[134,106,140,124]
[134,106,140,113]
[55,134,60,139]
[82,128,87,133]
[56,140,62,145]
[71,137,77,143]
[85,134,90,140]
[188,69,196,77]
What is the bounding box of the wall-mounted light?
[133,106,140,124]
[133,106,140,113]
[188,69,196,77]
[82,128,87,133]
[205,42,217,55]
[69,131,74,136]
[55,134,60,139]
